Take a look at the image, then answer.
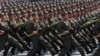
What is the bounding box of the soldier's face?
[45,14,49,18]
[10,15,15,19]
[81,11,84,15]
[58,10,61,14]
[43,9,46,12]
[2,16,6,20]
[1,16,6,21]
[24,13,28,17]
[63,15,69,21]
[33,15,39,22]
[39,15,44,19]
[17,15,22,18]
[77,12,81,16]
[69,14,73,18]
[73,12,77,17]
[50,13,54,18]
[54,12,57,17]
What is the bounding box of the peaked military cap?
[8,12,14,16]
[0,13,4,17]
[21,10,26,14]
[38,12,44,16]
[32,12,38,16]
[61,11,68,17]
[15,11,21,15]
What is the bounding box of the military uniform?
[0,0,99,56]
[56,12,73,56]
[93,21,100,56]
[26,13,56,56]
[0,13,23,56]
[0,24,8,51]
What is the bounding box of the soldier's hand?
[33,31,38,35]
[94,34,100,38]
[94,36,97,38]
[22,41,27,44]
[0,30,5,35]
[58,34,62,37]
[27,31,38,37]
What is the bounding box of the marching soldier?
[93,20,100,56]
[0,13,8,51]
[0,0,99,56]
[9,11,30,55]
[0,12,24,56]
[57,12,73,56]
[26,12,56,56]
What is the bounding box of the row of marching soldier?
[0,0,100,56]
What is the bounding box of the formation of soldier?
[0,0,100,56]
